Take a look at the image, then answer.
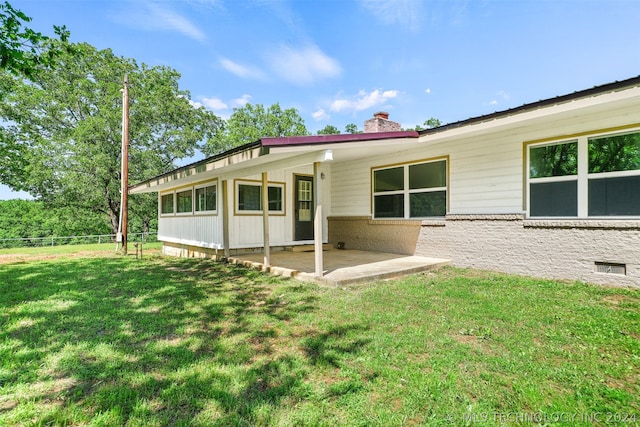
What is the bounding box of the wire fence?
[0,232,158,249]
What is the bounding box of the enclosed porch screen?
[372,159,447,219]
[527,129,640,217]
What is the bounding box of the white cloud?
[219,58,266,80]
[188,96,228,111]
[142,3,206,41]
[425,88,431,94]
[232,94,252,107]
[266,44,341,85]
[330,89,399,113]
[200,97,228,110]
[360,0,423,32]
[487,90,510,107]
[496,90,510,101]
[184,0,222,8]
[312,109,330,121]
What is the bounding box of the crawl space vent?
[594,262,626,275]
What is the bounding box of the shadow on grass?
[0,255,370,425]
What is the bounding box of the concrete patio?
[228,248,451,286]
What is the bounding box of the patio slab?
[228,248,451,286]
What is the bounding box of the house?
[130,76,640,287]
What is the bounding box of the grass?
[0,241,163,256]
[0,250,638,426]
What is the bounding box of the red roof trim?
[261,131,419,147]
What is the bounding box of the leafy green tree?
[0,1,68,77]
[0,40,222,234]
[317,124,340,135]
[413,117,442,131]
[344,123,361,134]
[203,103,308,155]
[0,199,112,247]
[424,117,442,129]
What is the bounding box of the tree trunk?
[108,199,120,237]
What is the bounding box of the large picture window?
[236,180,285,215]
[527,130,640,218]
[372,159,447,219]
[195,183,217,213]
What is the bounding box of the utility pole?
[119,75,130,255]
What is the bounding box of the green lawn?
[0,252,638,426]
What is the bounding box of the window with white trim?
[176,189,193,214]
[527,130,640,218]
[195,183,216,213]
[236,181,285,214]
[372,159,447,219]
[160,193,174,215]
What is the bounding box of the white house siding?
[328,95,640,286]
[158,164,330,251]
[330,145,452,216]
[159,214,221,249]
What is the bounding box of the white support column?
[222,180,230,259]
[313,162,323,277]
[262,171,270,269]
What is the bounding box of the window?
[588,132,640,216]
[528,141,578,217]
[195,184,216,213]
[161,193,174,214]
[372,159,447,219]
[176,189,193,213]
[236,180,285,214]
[527,130,640,218]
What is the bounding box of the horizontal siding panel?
[159,215,221,247]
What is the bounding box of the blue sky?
[3,0,640,200]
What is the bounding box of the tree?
[317,124,340,135]
[0,1,68,77]
[0,199,112,246]
[203,103,308,155]
[413,117,442,131]
[0,40,222,235]
[344,123,362,134]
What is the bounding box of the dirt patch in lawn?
[0,249,161,265]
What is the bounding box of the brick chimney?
[364,111,401,133]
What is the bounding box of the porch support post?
[313,161,323,277]
[262,171,270,269]
[222,179,230,259]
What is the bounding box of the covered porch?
[227,247,450,287]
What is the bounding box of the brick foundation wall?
[327,216,421,255]
[415,214,640,287]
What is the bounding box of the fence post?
[51,236,54,247]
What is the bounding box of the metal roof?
[419,75,640,135]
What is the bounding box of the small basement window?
[594,262,626,276]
